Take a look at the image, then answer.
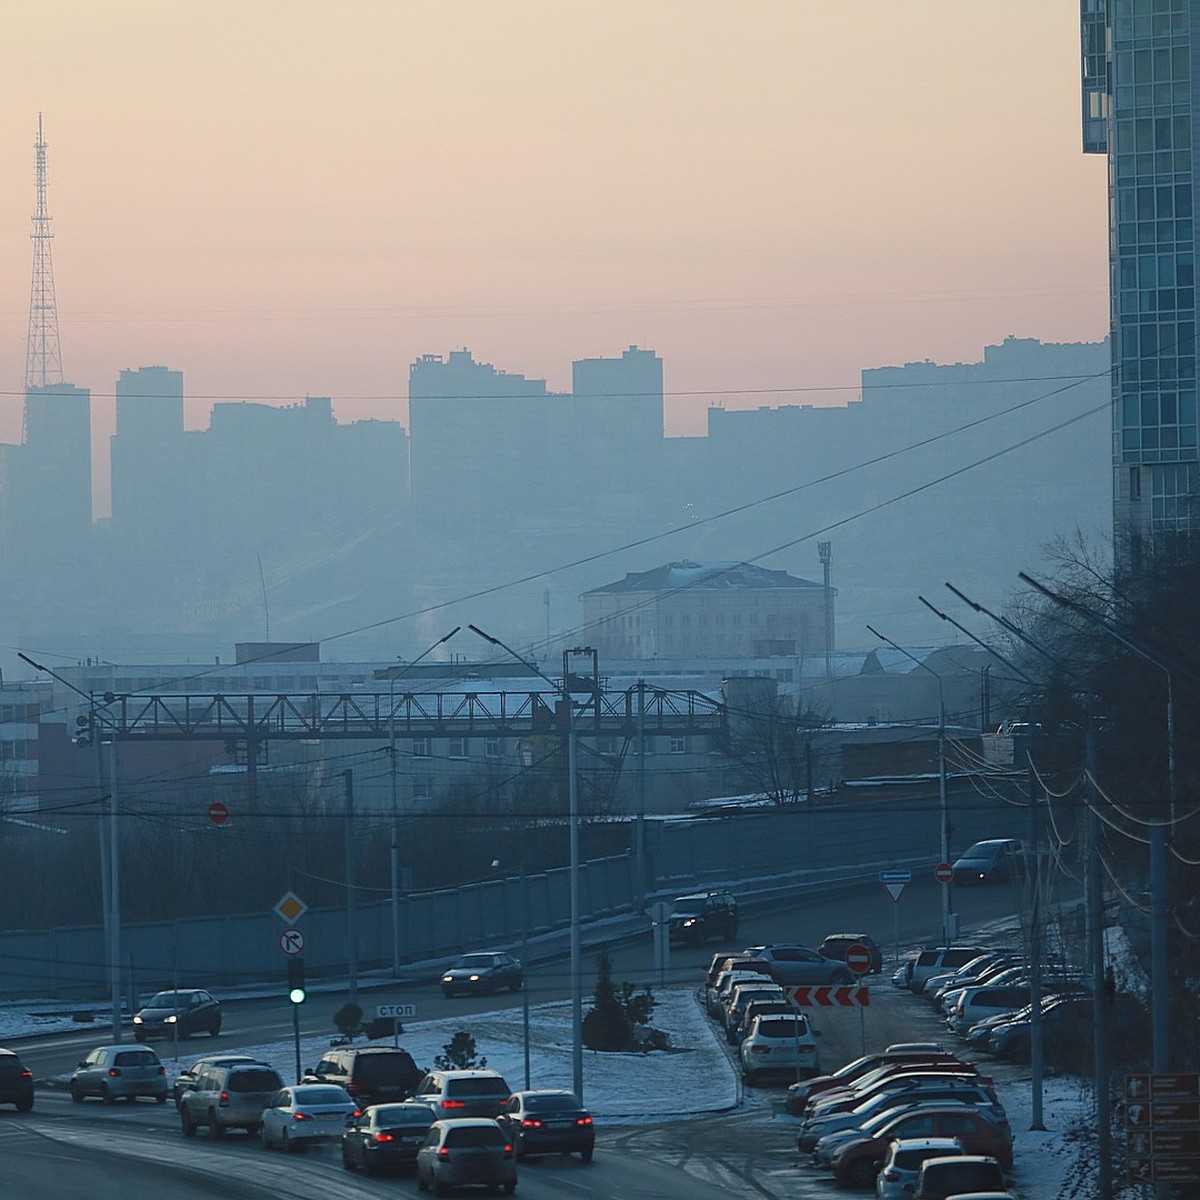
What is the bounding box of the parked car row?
[784,1037,1015,1194]
[895,943,1146,1068]
[703,950,821,1086]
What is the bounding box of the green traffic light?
[288,986,306,1004]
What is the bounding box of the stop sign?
[208,801,230,826]
[935,861,954,884]
[844,942,873,974]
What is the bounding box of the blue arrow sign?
[879,870,913,883]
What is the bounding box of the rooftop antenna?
[25,113,64,391]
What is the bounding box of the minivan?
[907,947,988,994]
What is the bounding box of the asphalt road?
[5,874,1046,1199]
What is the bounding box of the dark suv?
[668,890,739,944]
[305,1046,424,1108]
[0,1048,34,1112]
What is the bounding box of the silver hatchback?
[416,1119,516,1195]
[71,1044,168,1104]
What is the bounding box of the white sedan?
[260,1084,358,1153]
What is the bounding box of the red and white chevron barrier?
[785,984,870,1008]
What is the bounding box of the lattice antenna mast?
[24,113,64,390]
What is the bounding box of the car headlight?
[683,918,697,927]
[442,975,453,983]
[132,1016,143,1024]
[469,974,481,981]
[165,1014,177,1023]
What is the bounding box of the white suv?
[739,1012,820,1085]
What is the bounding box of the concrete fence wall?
[0,789,1028,1000]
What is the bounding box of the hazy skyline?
[3,2,1107,461]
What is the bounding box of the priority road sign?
[785,984,869,1008]
[274,891,308,924]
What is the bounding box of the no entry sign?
[845,943,873,975]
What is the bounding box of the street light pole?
[469,627,590,1102]
[19,654,123,1039]
[867,625,953,943]
[381,628,460,978]
[1018,570,1184,1072]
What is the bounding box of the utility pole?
[635,680,647,902]
[1024,731,1045,1131]
[344,768,357,1006]
[1086,701,1112,1200]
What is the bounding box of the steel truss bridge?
[92,686,727,745]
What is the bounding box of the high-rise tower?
[24,113,63,390]
[1082,1,1200,558]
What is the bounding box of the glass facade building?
[1084,0,1200,554]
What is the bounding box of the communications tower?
[24,113,64,390]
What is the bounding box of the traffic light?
[287,957,306,1004]
[73,714,92,748]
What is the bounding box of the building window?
[413,775,433,801]
[411,737,431,758]
[447,737,466,758]
[485,738,502,758]
[668,737,686,754]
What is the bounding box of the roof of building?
[584,560,821,595]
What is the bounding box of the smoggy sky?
[2,0,1108,480]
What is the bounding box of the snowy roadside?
[10,983,1103,1198]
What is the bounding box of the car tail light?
[219,1090,230,1106]
[157,1067,166,1076]
[20,1069,32,1080]
[291,1112,313,1121]
[749,1046,770,1054]
[108,1068,121,1077]
[374,1132,395,1143]
[504,1143,513,1155]
[442,1099,466,1109]
[438,1147,451,1161]
[576,1116,593,1127]
[520,1118,543,1128]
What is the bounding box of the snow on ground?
[6,985,1112,1198]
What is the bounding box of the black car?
[667,890,739,944]
[342,1101,436,1175]
[951,839,1027,884]
[817,933,884,975]
[440,952,523,997]
[132,989,222,1040]
[498,1089,595,1161]
[0,1048,34,1112]
[306,1046,425,1107]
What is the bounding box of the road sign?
[279,927,305,956]
[882,882,906,902]
[376,1003,418,1020]
[844,943,873,975]
[274,891,308,924]
[648,901,672,924]
[785,984,869,1008]
[934,862,954,884]
[1125,1073,1200,1186]
[207,801,229,826]
[878,870,912,883]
